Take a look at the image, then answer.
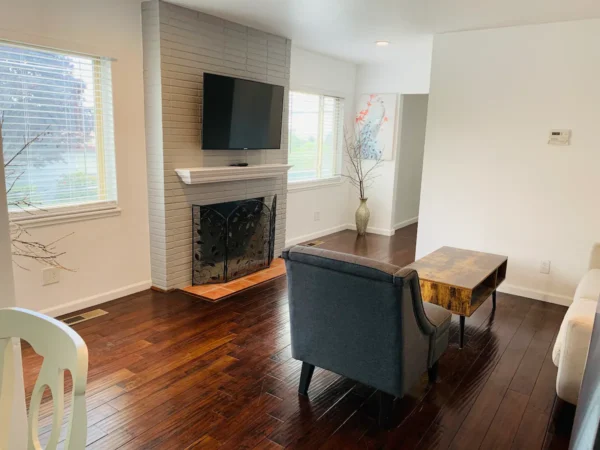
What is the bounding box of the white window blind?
[0,41,117,216]
[288,91,343,183]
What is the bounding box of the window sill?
[287,177,343,192]
[10,203,121,229]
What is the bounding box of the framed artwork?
[355,93,398,160]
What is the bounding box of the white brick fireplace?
[141,0,291,290]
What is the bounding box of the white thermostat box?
[548,129,571,146]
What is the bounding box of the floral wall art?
[355,93,398,160]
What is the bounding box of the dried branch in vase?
[1,113,73,271]
[339,95,390,236]
[340,121,385,200]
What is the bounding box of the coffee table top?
[406,246,507,289]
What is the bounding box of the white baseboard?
[345,223,395,236]
[285,224,348,247]
[39,280,152,317]
[394,216,418,230]
[286,221,399,246]
[498,283,572,307]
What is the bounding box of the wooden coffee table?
[405,246,508,349]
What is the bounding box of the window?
[288,91,343,183]
[0,41,117,219]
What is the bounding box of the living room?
[0,0,599,449]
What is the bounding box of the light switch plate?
[42,267,60,286]
[540,260,551,275]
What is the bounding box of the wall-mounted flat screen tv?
[202,73,285,150]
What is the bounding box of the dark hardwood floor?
[23,224,574,449]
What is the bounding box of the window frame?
[287,88,344,191]
[0,41,120,227]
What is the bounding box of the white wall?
[353,37,433,234]
[394,94,428,229]
[354,40,433,95]
[285,47,357,245]
[1,0,152,315]
[418,19,600,305]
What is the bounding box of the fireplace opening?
[192,195,277,285]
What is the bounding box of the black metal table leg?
[459,315,465,349]
[492,290,497,311]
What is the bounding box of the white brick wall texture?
[142,0,291,290]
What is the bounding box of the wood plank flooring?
[22,224,574,449]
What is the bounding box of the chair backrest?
[0,307,88,450]
[282,246,431,397]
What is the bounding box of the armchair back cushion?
[283,246,435,398]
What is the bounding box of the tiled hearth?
[182,258,286,302]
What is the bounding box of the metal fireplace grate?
[192,195,277,286]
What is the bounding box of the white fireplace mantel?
[175,164,293,185]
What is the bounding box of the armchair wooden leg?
[428,361,439,384]
[378,391,395,428]
[298,362,315,396]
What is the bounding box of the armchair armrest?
[590,243,600,270]
[394,268,436,336]
[394,267,452,368]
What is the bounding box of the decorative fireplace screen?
[192,195,277,285]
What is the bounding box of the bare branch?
[1,116,74,271]
[3,126,49,169]
[12,259,29,271]
[6,170,24,195]
[338,116,386,200]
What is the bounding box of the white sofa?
[552,243,600,405]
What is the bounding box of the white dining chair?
[0,307,88,450]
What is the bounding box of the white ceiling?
[173,0,600,64]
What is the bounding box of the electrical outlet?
[314,211,321,222]
[42,267,60,286]
[540,260,551,275]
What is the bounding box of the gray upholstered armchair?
[282,245,452,426]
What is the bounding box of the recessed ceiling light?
[375,41,390,46]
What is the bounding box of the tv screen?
[202,73,284,150]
